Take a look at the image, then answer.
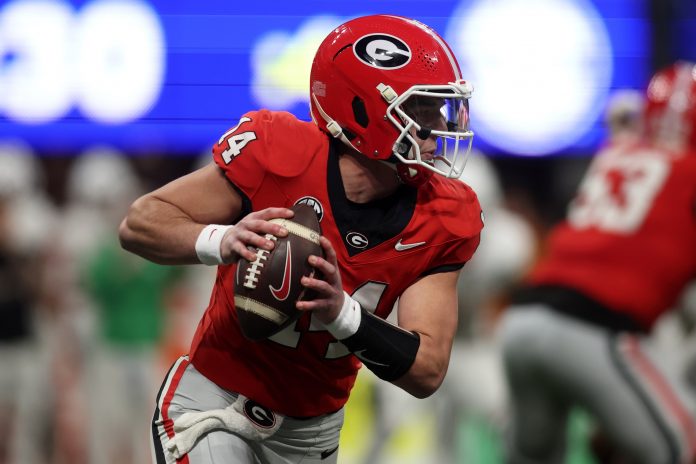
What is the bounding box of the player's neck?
[338,150,400,204]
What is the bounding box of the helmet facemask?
[382,80,474,182]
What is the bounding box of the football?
[234,204,323,341]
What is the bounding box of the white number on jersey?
[567,148,670,233]
[268,281,388,359]
[219,117,257,164]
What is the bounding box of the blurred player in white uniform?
[0,141,59,464]
[439,151,536,463]
[60,147,183,464]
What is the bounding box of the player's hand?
[219,207,294,263]
[297,236,344,324]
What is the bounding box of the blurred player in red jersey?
[119,15,482,464]
[499,61,696,464]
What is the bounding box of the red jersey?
[528,143,696,330]
[188,110,482,417]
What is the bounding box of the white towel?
[165,394,284,459]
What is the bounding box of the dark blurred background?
[5,0,691,225]
[6,0,696,224]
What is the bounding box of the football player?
[499,61,696,464]
[119,15,483,464]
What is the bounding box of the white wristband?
[322,292,362,340]
[195,224,234,265]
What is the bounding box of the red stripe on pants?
[161,357,191,464]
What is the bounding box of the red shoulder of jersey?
[211,110,327,199]
[417,176,484,268]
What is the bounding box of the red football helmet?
[644,61,696,152]
[310,15,474,186]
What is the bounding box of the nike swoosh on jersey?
[269,242,292,301]
[354,349,390,367]
[394,239,426,251]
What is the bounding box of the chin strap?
[312,93,361,152]
[396,163,434,187]
[377,157,433,187]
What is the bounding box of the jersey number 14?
[219,117,257,164]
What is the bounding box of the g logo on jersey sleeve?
[354,34,411,69]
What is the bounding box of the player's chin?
[421,151,435,161]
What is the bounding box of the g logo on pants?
[243,399,276,428]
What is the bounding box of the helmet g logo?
[354,34,411,69]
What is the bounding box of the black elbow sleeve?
[340,309,420,381]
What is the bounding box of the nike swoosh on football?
[394,239,426,251]
[354,349,389,367]
[269,242,292,301]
